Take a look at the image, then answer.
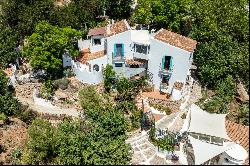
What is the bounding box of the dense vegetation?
[22,21,81,75]
[21,86,131,165]
[133,0,249,119]
[0,70,22,120]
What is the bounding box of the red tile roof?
[125,59,147,65]
[79,49,105,64]
[88,27,106,36]
[226,120,249,164]
[154,29,197,52]
[106,20,130,37]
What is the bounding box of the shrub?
[54,79,70,90]
[63,68,75,77]
[103,65,116,93]
[149,102,172,115]
[130,109,143,129]
[0,113,10,125]
[19,109,37,125]
[40,80,55,99]
[0,112,8,121]
[12,149,22,159]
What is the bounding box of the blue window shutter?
[162,56,165,69]
[170,57,173,71]
[121,44,124,57]
[114,44,116,58]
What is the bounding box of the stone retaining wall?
[148,98,181,112]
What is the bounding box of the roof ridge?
[154,28,197,52]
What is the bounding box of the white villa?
[64,19,197,100]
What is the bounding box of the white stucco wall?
[88,55,108,71]
[148,38,193,93]
[89,35,105,53]
[106,30,133,64]
[33,89,57,109]
[62,53,72,68]
[71,60,103,84]
[78,39,90,50]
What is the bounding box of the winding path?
[16,96,80,118]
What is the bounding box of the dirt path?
[16,96,80,118]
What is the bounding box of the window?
[189,53,193,61]
[93,38,101,45]
[93,64,99,72]
[115,63,123,67]
[135,44,148,54]
[89,64,91,72]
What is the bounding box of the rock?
[237,82,249,102]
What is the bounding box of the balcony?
[112,52,125,64]
[160,69,172,77]
[133,52,149,60]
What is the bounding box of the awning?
[188,136,235,165]
[188,104,231,140]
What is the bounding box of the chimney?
[106,22,111,35]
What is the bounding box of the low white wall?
[72,60,103,84]
[33,89,57,109]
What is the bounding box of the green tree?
[191,0,249,89]
[0,70,23,117]
[55,119,131,165]
[103,64,116,93]
[0,70,8,95]
[21,118,57,165]
[202,76,236,114]
[22,21,82,75]
[132,0,193,33]
[1,0,55,37]
[103,0,133,20]
[236,103,249,126]
[51,0,102,29]
[0,24,19,68]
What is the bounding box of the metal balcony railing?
[133,52,149,60]
[161,68,172,76]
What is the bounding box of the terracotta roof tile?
[154,29,197,52]
[125,59,147,65]
[106,20,129,37]
[226,120,249,164]
[78,49,105,64]
[87,50,106,61]
[88,27,106,36]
